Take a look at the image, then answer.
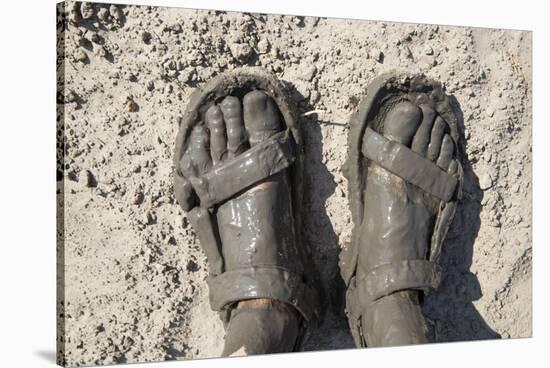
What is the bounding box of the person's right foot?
[357,95,458,346]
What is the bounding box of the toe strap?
[356,260,442,304]
[190,129,296,209]
[362,128,458,202]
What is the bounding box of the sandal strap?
[362,127,457,202]
[207,266,318,322]
[192,129,296,209]
[187,207,224,276]
[356,260,442,304]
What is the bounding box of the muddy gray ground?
[57,2,532,366]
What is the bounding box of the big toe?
[383,101,422,146]
[243,91,282,146]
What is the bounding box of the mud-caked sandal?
[173,67,321,353]
[340,72,464,347]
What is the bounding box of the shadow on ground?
[283,82,355,351]
[422,96,500,342]
[284,86,499,351]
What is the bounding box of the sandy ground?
[56,2,532,366]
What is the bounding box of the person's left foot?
[179,90,303,355]
[223,298,300,356]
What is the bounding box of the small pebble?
[257,38,270,54]
[480,173,493,190]
[144,211,157,225]
[109,5,122,21]
[300,64,317,81]
[141,31,152,44]
[186,260,199,272]
[229,43,253,61]
[97,7,109,22]
[370,48,384,63]
[80,2,94,20]
[168,23,182,34]
[125,97,139,112]
[65,90,78,103]
[79,170,97,188]
[133,192,144,205]
[90,32,101,44]
[75,49,88,63]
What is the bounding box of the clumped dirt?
[56,2,532,366]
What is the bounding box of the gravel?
[57,3,532,366]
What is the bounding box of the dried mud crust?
[173,67,322,342]
[340,72,464,347]
[58,2,531,366]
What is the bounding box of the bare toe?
[382,101,421,146]
[427,116,446,161]
[174,173,196,211]
[220,96,247,158]
[187,125,212,176]
[436,134,454,171]
[411,105,436,155]
[447,160,458,175]
[205,104,227,165]
[243,91,281,146]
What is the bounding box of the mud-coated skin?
[185,130,296,209]
[217,173,299,272]
[362,128,458,202]
[222,299,301,356]
[216,93,296,271]
[213,95,301,354]
[362,291,431,346]
[340,71,464,347]
[205,105,227,165]
[173,68,321,353]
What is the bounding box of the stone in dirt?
[75,48,88,63]
[370,48,384,63]
[97,7,109,22]
[229,43,253,62]
[79,170,97,188]
[58,5,532,366]
[480,173,494,190]
[80,2,94,20]
[300,64,317,81]
[257,38,270,54]
[109,5,122,22]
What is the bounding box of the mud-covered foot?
[222,298,300,356]
[179,91,301,355]
[357,96,458,346]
